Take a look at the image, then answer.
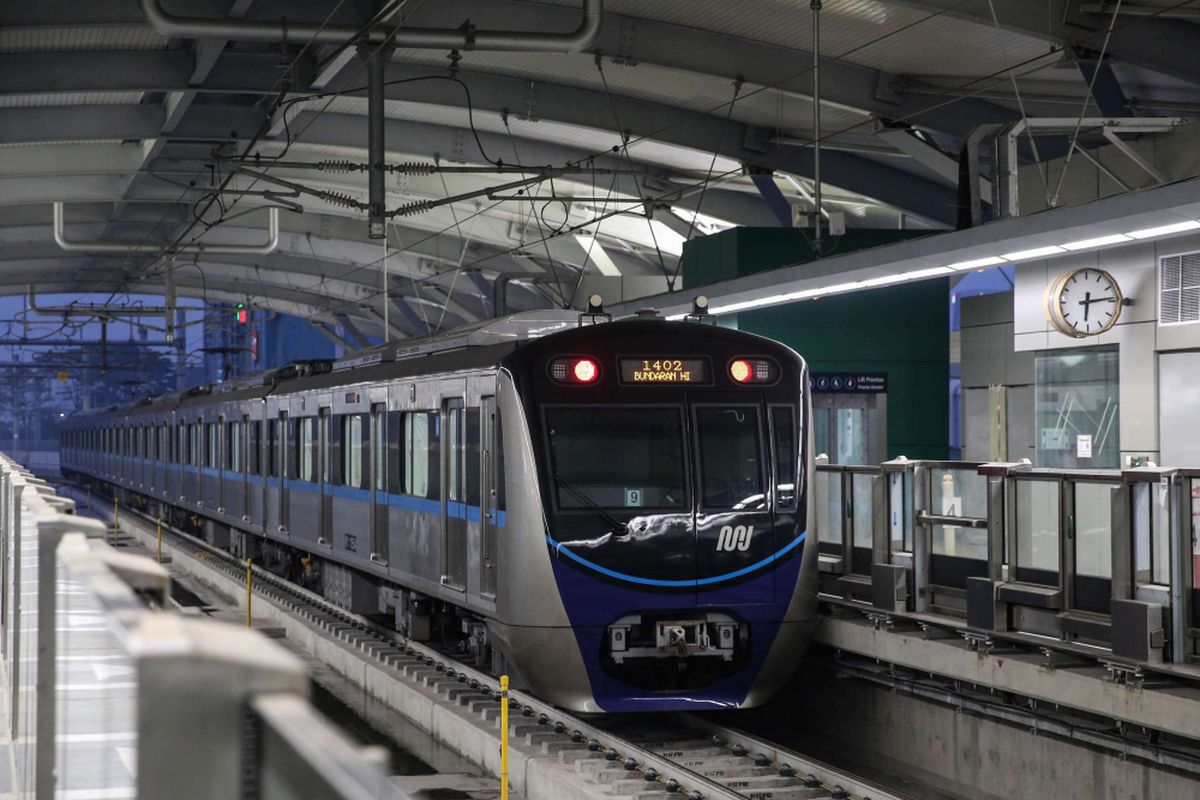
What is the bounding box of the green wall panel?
[738,279,950,460]
[681,227,931,288]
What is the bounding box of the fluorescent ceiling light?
[900,266,954,280]
[946,256,1004,271]
[859,274,907,288]
[1000,245,1066,261]
[1060,233,1131,251]
[1124,220,1200,239]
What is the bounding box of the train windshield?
[546,406,686,509]
[695,406,766,510]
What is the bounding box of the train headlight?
[550,356,601,385]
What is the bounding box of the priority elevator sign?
[810,372,887,394]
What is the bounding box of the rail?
[0,452,409,800]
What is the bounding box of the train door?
[217,416,226,514]
[278,412,290,533]
[692,400,775,605]
[442,394,467,590]
[480,396,499,597]
[369,403,388,563]
[319,407,333,547]
[192,421,203,504]
[242,415,252,521]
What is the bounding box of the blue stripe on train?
[545,531,806,588]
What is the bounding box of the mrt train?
[60,309,816,712]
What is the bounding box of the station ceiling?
[2,0,1198,339]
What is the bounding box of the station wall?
[737,278,950,460]
[959,293,1035,463]
[1009,232,1200,467]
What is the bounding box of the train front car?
[494,317,816,712]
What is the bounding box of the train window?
[343,415,363,489]
[286,417,298,480]
[695,406,766,510]
[445,401,464,503]
[403,411,440,499]
[203,423,215,469]
[249,420,261,476]
[466,407,481,507]
[319,409,331,484]
[386,411,403,494]
[299,417,315,482]
[545,406,686,510]
[371,407,386,493]
[771,407,797,510]
[190,424,200,467]
[495,408,505,513]
[267,420,279,478]
[177,423,187,465]
[228,421,242,473]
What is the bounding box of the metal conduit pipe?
[26,286,216,318]
[53,202,280,255]
[140,0,603,52]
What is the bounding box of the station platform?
[0,454,408,800]
[812,457,1200,752]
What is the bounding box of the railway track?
[66,482,904,800]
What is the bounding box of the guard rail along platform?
[814,456,1200,748]
[0,452,410,800]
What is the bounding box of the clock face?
[1047,268,1123,338]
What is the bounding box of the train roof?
[331,309,581,371]
[64,309,771,424]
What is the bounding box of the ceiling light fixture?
[1000,245,1067,261]
[1060,233,1131,251]
[945,256,1005,271]
[1124,220,1200,239]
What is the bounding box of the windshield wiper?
[554,475,629,534]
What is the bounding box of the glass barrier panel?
[1074,482,1114,579]
[887,471,913,553]
[1190,482,1200,614]
[932,523,987,560]
[851,473,874,550]
[1153,481,1170,585]
[931,467,987,520]
[814,407,830,461]
[1015,479,1060,580]
[815,470,843,547]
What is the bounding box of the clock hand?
[1079,290,1092,321]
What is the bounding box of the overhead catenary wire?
[123,0,1197,335]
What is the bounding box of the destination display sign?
[619,357,710,385]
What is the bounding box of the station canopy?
[2,0,1198,339]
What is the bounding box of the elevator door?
[812,393,886,465]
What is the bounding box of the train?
[60,308,817,712]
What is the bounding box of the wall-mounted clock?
[1046,268,1124,338]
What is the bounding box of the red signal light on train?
[729,359,753,383]
[550,356,600,384]
[572,358,599,383]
